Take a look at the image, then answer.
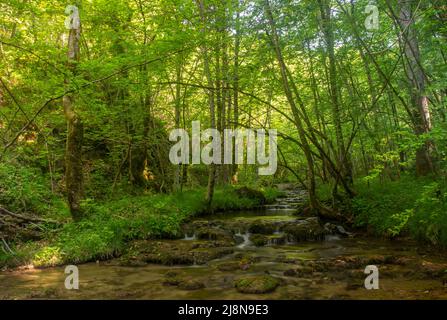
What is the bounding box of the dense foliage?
[0,0,446,267]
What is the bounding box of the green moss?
[234,275,279,294]
[248,220,276,234]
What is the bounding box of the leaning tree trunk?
[397,0,434,176]
[264,0,319,211]
[64,7,84,220]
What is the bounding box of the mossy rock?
[196,226,234,243]
[216,257,251,271]
[192,247,235,264]
[178,279,205,290]
[162,271,205,290]
[283,269,297,277]
[266,234,286,246]
[249,234,268,246]
[162,271,184,286]
[248,220,276,234]
[163,276,182,286]
[235,187,266,204]
[281,217,326,241]
[120,240,233,266]
[235,275,279,294]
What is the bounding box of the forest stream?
[1,185,447,300]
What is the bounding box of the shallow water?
[1,189,446,300]
[1,234,446,300]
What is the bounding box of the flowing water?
[1,187,447,300]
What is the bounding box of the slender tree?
[63,4,84,220]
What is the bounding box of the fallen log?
[0,206,59,224]
[0,206,61,242]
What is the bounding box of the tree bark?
[264,0,319,211]
[196,0,217,208]
[397,0,434,176]
[64,10,84,220]
[318,0,353,184]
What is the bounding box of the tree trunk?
[397,0,434,176]
[196,0,217,208]
[64,9,83,220]
[173,55,182,191]
[232,0,240,181]
[318,0,353,184]
[264,0,319,211]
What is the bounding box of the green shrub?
[350,175,447,246]
[0,162,70,220]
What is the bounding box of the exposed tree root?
[308,203,353,225]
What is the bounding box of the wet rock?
[345,283,363,291]
[234,234,245,244]
[178,279,205,290]
[295,265,314,276]
[25,288,61,299]
[249,233,286,247]
[305,260,332,272]
[162,276,183,286]
[324,223,351,237]
[362,255,396,265]
[196,226,234,243]
[348,269,366,279]
[332,255,397,269]
[163,271,205,290]
[234,275,279,294]
[250,234,268,246]
[248,220,276,235]
[394,257,413,265]
[234,253,245,259]
[379,265,402,278]
[120,240,234,266]
[275,254,300,264]
[267,234,287,246]
[216,260,251,272]
[283,269,297,277]
[281,217,326,241]
[162,271,182,286]
[419,261,447,277]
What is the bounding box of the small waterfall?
[183,233,196,241]
[236,232,252,248]
[267,232,286,246]
[325,234,341,241]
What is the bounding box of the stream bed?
[1,188,447,300]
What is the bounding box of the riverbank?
[317,176,447,247]
[1,187,447,300]
[0,186,280,270]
